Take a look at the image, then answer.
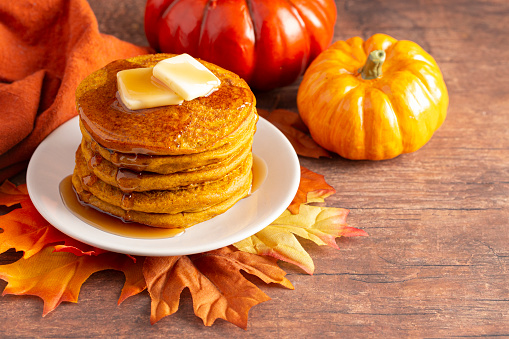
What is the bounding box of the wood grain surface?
[1,0,508,337]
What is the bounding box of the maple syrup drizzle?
[82,174,97,186]
[88,152,103,168]
[59,176,184,239]
[120,192,135,210]
[109,150,151,172]
[59,153,266,238]
[116,167,142,193]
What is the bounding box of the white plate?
[26,116,300,256]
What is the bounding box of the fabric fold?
[0,70,45,155]
[0,0,151,179]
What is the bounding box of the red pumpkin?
[144,0,337,90]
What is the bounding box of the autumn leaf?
[0,167,366,328]
[288,166,336,214]
[117,256,146,305]
[0,200,70,258]
[258,108,330,158]
[234,204,368,275]
[0,247,145,315]
[0,181,107,257]
[258,108,309,132]
[143,246,293,329]
[0,198,106,258]
[0,181,29,207]
[52,242,109,257]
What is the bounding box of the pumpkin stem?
[359,50,386,80]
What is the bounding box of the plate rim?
[26,115,300,256]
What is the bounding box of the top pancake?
[76,54,256,155]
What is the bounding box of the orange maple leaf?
[288,166,336,214]
[0,181,29,207]
[258,108,330,158]
[52,242,109,257]
[143,246,293,329]
[0,198,106,258]
[0,182,107,257]
[0,247,145,316]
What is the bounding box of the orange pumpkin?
[297,34,448,160]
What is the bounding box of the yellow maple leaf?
[234,203,368,274]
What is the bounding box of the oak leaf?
[0,247,145,315]
[234,204,368,274]
[288,166,336,214]
[143,246,293,329]
[258,108,330,158]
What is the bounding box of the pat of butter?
[153,53,221,101]
[117,68,184,110]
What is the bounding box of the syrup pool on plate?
[59,176,184,239]
[59,155,267,239]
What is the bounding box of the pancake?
[74,147,253,214]
[72,171,252,228]
[72,53,258,229]
[80,136,253,191]
[80,111,256,174]
[76,54,256,155]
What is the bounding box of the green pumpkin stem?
[359,50,386,80]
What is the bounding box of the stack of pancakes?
[72,54,257,229]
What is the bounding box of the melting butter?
[117,67,184,110]
[153,53,221,101]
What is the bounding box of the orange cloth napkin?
[0,0,151,182]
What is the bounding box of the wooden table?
[1,0,508,336]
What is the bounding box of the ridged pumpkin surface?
[297,34,448,160]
